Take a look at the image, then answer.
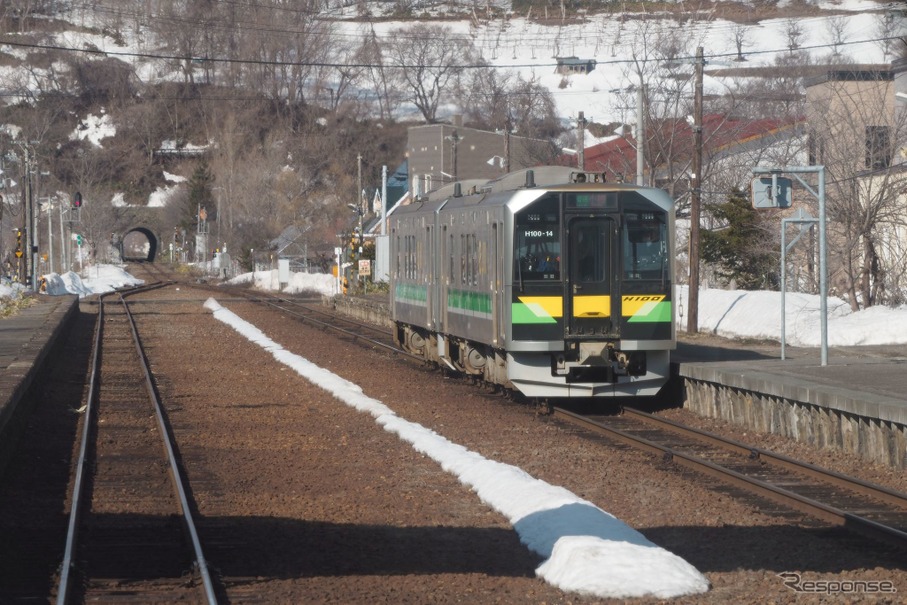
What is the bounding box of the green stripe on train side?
[395,283,427,303]
[448,288,492,315]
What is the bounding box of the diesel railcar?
[390,166,675,398]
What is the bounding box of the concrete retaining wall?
[326,294,393,329]
[684,379,907,469]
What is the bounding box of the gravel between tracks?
[121,285,907,603]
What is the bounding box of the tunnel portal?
[120,227,158,262]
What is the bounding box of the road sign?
[752,176,792,209]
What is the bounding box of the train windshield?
[623,211,667,281]
[514,195,561,281]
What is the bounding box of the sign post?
[753,166,828,366]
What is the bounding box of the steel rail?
[553,406,907,551]
[256,297,408,359]
[117,291,218,603]
[622,406,907,510]
[55,287,105,605]
[56,284,218,604]
[258,294,392,336]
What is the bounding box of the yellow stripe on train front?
[572,295,611,317]
[517,296,563,318]
[622,295,666,316]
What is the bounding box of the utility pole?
[447,130,460,180]
[686,46,705,334]
[381,165,387,236]
[45,197,53,274]
[577,111,586,170]
[503,116,511,173]
[59,201,66,271]
[636,84,645,185]
[22,144,36,289]
[357,153,363,214]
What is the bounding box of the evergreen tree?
[184,161,214,232]
[701,187,779,290]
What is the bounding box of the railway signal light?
[73,191,82,208]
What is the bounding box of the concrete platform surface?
[674,333,907,426]
[0,295,79,440]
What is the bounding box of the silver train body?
[389,166,675,398]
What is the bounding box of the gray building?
[406,116,553,196]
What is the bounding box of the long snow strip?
[204,298,709,599]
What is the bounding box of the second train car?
[390,166,675,399]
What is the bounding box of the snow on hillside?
[342,0,899,123]
[1,0,897,127]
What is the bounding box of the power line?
[0,33,901,71]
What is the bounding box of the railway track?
[109,272,907,557]
[554,405,907,552]
[57,285,218,604]
[235,291,412,359]
[231,288,907,553]
[228,289,907,552]
[202,285,907,554]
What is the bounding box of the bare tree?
[150,0,212,84]
[384,23,472,123]
[356,25,393,121]
[874,11,906,62]
[806,69,907,309]
[825,15,850,58]
[508,74,562,144]
[785,18,804,55]
[730,23,750,62]
[455,64,514,131]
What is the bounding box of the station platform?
[0,295,79,471]
[674,334,907,425]
[674,333,907,468]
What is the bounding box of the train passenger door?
[440,225,449,331]
[566,217,617,337]
[425,224,435,329]
[492,222,500,346]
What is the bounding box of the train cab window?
[572,223,608,283]
[514,196,561,281]
[623,212,667,281]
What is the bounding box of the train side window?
[461,234,467,285]
[406,235,415,280]
[418,234,425,281]
[623,212,667,281]
[514,195,561,281]
[470,234,478,286]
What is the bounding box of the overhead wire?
[0,4,902,108]
[0,33,901,71]
[47,1,907,55]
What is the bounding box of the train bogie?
[390,167,675,399]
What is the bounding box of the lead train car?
[390,166,675,398]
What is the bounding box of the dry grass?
[0,293,35,319]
